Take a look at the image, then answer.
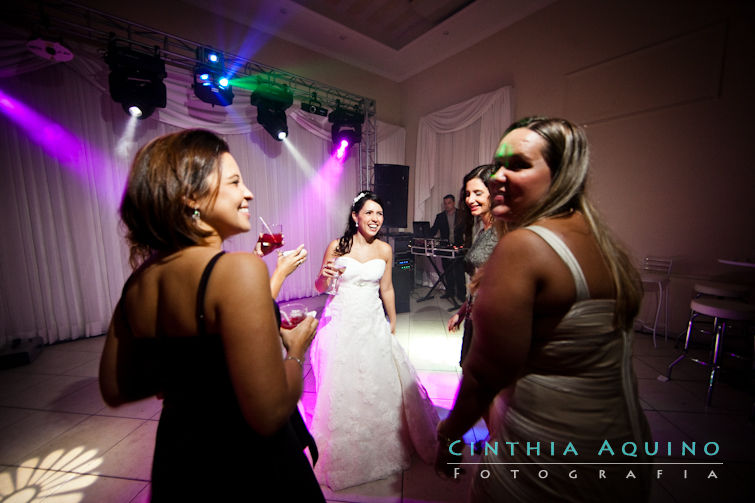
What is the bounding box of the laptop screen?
[413,221,431,238]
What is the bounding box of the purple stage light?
[335,138,349,160]
[0,88,108,180]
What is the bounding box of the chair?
[678,281,751,347]
[639,256,672,347]
[666,298,755,406]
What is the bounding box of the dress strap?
[525,225,590,301]
[196,251,226,336]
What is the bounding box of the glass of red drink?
[280,303,307,329]
[258,223,284,255]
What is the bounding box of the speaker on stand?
[393,252,413,314]
[375,164,412,312]
[373,164,409,230]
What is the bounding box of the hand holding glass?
[280,303,308,329]
[258,223,284,255]
[325,264,346,295]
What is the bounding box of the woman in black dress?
[99,129,325,502]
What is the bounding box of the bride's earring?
[192,208,200,221]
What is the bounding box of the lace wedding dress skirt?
[310,256,439,491]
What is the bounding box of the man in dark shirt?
[429,194,465,302]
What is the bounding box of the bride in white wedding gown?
[310,191,439,491]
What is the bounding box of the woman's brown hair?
[120,129,229,268]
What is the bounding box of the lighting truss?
[7,0,377,185]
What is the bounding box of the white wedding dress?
[310,255,439,491]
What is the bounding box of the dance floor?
[0,285,753,502]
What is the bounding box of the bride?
[310,190,439,491]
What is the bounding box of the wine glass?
[325,264,346,295]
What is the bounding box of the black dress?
[143,252,324,502]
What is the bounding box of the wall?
[401,0,755,332]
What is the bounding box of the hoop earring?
[192,208,200,221]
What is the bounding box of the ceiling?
[287,0,477,51]
[181,0,556,82]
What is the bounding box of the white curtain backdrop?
[0,30,404,345]
[414,86,512,221]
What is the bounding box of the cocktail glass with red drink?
[258,223,284,255]
[280,303,308,329]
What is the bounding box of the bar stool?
[693,281,749,300]
[671,281,752,347]
[639,256,672,347]
[666,297,755,405]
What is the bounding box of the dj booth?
[408,237,465,309]
[388,221,466,313]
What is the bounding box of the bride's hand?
[320,260,340,278]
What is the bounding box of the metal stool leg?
[663,283,670,343]
[667,312,697,378]
[706,318,724,406]
[651,280,663,348]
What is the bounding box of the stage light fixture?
[193,67,234,106]
[328,105,363,156]
[27,37,73,62]
[301,93,328,117]
[105,41,166,119]
[192,46,234,106]
[251,83,293,141]
[197,47,224,68]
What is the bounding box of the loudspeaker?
[393,254,413,313]
[374,164,409,229]
[389,233,413,255]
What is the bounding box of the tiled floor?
[1,286,754,502]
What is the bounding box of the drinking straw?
[259,216,273,235]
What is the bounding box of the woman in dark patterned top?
[447,164,499,366]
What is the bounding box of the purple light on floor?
[335,138,349,160]
[0,88,90,176]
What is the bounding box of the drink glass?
[259,223,284,255]
[280,303,307,329]
[325,265,346,295]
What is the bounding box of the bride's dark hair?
[334,190,383,256]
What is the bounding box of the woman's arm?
[211,253,316,435]
[314,240,339,294]
[446,300,469,332]
[378,243,397,333]
[438,229,541,441]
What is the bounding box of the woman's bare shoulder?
[212,251,268,280]
[375,239,392,260]
[497,227,549,252]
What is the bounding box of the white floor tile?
[0,292,752,502]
